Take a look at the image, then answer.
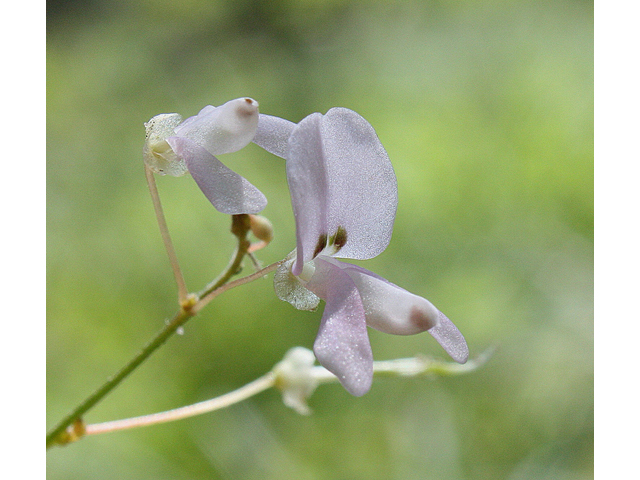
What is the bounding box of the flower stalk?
[83,373,277,436]
[53,347,492,444]
[48,97,479,450]
[46,216,278,449]
[46,304,195,449]
[144,164,189,304]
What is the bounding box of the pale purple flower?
[143,98,267,214]
[256,108,469,396]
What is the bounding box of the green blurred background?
[47,0,593,478]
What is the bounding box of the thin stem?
[145,165,188,304]
[193,259,284,314]
[71,348,492,439]
[194,214,284,312]
[85,373,276,436]
[46,258,286,449]
[197,241,249,301]
[46,306,194,449]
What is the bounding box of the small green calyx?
[143,113,187,176]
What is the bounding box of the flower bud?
[248,214,274,244]
[272,347,319,415]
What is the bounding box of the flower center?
[297,261,316,283]
[150,139,175,160]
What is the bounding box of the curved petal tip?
[428,311,469,364]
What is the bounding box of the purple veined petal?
[175,98,259,156]
[253,114,296,159]
[428,311,469,364]
[167,136,267,215]
[286,108,398,275]
[305,256,374,396]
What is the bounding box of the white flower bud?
[272,347,319,415]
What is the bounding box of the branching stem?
[46,240,284,449]
[46,306,194,448]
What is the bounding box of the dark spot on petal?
[313,233,328,258]
[333,226,348,250]
[409,305,436,332]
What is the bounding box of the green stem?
[198,215,252,300]
[46,215,255,449]
[193,258,284,314]
[46,305,195,449]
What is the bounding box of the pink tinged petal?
[175,98,259,156]
[175,105,215,132]
[167,136,267,215]
[321,257,469,363]
[253,114,296,158]
[428,311,469,364]
[321,108,398,260]
[305,257,374,396]
[286,108,398,275]
[322,257,440,335]
[286,113,329,275]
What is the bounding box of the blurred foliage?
[47,0,593,479]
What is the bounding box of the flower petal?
[428,311,469,364]
[305,256,373,396]
[321,257,440,335]
[167,136,267,214]
[253,114,296,158]
[175,98,259,156]
[286,113,329,275]
[321,108,398,260]
[321,256,469,363]
[286,108,398,274]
